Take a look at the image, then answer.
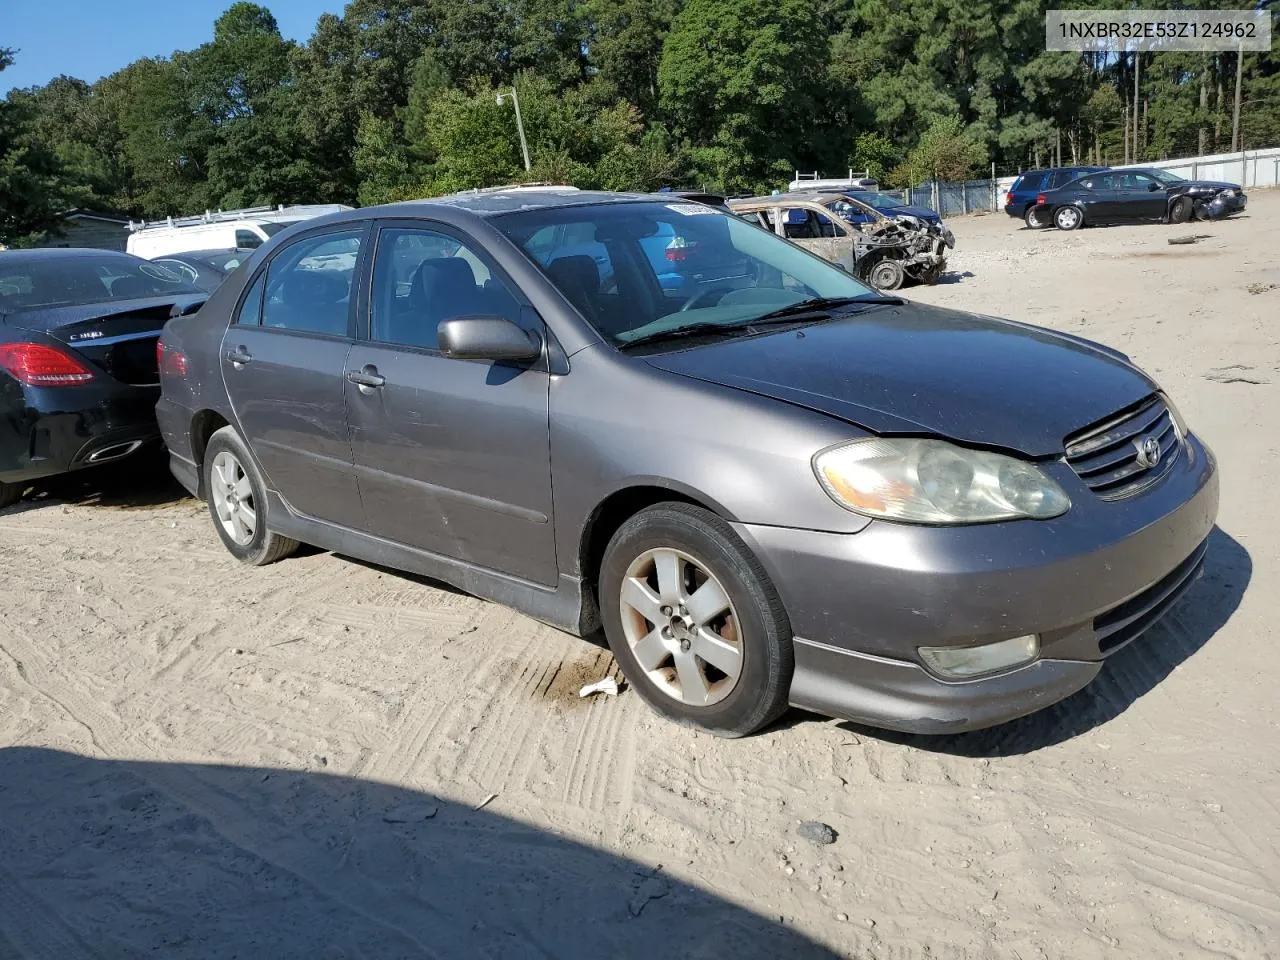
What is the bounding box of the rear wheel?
[1024,205,1048,229]
[1054,206,1083,231]
[0,481,24,510]
[203,426,298,565]
[599,503,793,738]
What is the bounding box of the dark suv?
[1005,167,1108,227]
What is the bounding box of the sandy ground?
[2,196,1279,960]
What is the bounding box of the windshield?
[187,250,251,273]
[846,191,902,211]
[0,255,199,312]
[1148,169,1186,186]
[495,201,872,348]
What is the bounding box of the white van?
[126,204,353,259]
[788,170,879,193]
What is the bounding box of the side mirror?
[438,316,541,362]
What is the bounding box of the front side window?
[496,201,873,348]
[370,227,520,349]
[260,229,361,336]
[235,229,263,249]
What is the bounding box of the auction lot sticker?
[1046,9,1271,52]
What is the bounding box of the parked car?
[157,190,1218,738]
[127,204,353,258]
[833,190,943,226]
[1030,168,1247,231]
[151,248,254,293]
[729,191,953,290]
[1004,166,1108,227]
[0,249,206,508]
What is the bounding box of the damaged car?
[1027,168,1246,231]
[728,192,954,291]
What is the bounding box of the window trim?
[229,221,370,341]
[362,218,533,354]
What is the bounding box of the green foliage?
[3,0,1278,232]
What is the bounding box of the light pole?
[496,88,531,172]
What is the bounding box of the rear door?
[1070,173,1120,222]
[219,225,367,527]
[343,220,556,585]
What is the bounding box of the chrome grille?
[1064,396,1181,500]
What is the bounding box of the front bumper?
[0,381,161,484]
[734,434,1219,733]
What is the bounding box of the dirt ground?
[1,196,1278,960]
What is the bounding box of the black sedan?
[0,248,205,509]
[1032,167,1246,231]
[150,248,254,293]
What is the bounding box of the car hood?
[887,205,941,221]
[642,302,1156,457]
[1170,180,1240,192]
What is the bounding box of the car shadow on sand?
[834,525,1251,757]
[3,446,190,516]
[0,748,840,960]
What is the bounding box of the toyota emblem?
[1135,436,1162,469]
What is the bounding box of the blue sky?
[3,0,345,94]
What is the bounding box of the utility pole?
[1231,44,1244,152]
[1133,51,1142,160]
[496,87,532,172]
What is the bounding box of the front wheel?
[1169,197,1192,224]
[864,256,906,291]
[599,503,793,737]
[0,480,24,511]
[1054,206,1083,231]
[203,426,298,565]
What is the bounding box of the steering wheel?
[679,285,731,312]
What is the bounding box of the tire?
[1169,197,1192,224]
[1024,205,1047,229]
[1054,206,1083,231]
[0,480,23,510]
[203,426,298,565]
[598,502,794,738]
[865,256,906,291]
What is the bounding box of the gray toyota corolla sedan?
[156,189,1218,737]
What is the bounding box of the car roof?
[728,191,844,206]
[377,188,659,217]
[0,247,138,264]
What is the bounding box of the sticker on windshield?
[666,203,717,216]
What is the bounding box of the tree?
[659,0,831,192]
[895,115,986,185]
[0,50,67,246]
[585,0,678,115]
[850,132,898,182]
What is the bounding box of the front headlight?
[814,438,1071,524]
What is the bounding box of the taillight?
[0,342,95,386]
[1036,193,1047,205]
[157,340,188,378]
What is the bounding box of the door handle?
[347,366,385,390]
[225,347,252,366]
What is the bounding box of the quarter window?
[235,272,266,326]
[260,230,361,336]
[370,228,521,349]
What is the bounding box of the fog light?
[918,635,1039,680]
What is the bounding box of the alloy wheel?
[618,547,743,707]
[210,450,257,546]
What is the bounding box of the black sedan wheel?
[203,426,299,565]
[0,481,24,511]
[599,502,793,738]
[1054,206,1083,231]
[1169,197,1192,224]
[1024,206,1048,229]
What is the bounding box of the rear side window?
[1019,173,1046,192]
[235,272,266,326]
[260,230,362,337]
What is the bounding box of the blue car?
[1005,167,1108,227]
[833,190,943,226]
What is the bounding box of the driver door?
[1114,171,1168,219]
